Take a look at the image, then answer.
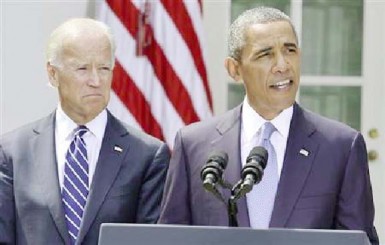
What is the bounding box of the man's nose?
[88,68,101,86]
[272,52,289,73]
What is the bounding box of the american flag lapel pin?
[114,145,123,153]
[299,148,309,157]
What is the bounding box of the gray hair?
[46,18,116,67]
[228,6,297,60]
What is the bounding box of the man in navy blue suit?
[158,6,378,245]
[0,18,169,244]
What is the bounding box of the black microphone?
[200,151,228,195]
[239,146,268,196]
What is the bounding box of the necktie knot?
[74,125,88,139]
[260,122,276,142]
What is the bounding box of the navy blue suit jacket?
[0,111,170,244]
[159,103,378,245]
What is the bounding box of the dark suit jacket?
[0,111,170,245]
[158,103,379,245]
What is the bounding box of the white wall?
[362,1,385,242]
[202,0,231,115]
[0,1,90,134]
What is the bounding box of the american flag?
[97,0,213,148]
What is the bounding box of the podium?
[98,223,371,245]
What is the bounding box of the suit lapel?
[211,105,250,227]
[270,104,319,227]
[77,113,129,243]
[31,113,70,244]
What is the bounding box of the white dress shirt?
[241,97,293,178]
[241,97,293,228]
[55,105,107,190]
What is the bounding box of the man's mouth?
[84,94,103,98]
[270,79,293,89]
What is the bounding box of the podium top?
[98,223,370,245]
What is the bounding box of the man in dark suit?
[0,18,170,244]
[158,6,379,245]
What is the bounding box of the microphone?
[237,146,268,198]
[200,151,228,195]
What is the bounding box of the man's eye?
[256,52,270,59]
[287,48,297,53]
[77,67,87,70]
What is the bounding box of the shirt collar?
[241,97,293,141]
[55,104,107,141]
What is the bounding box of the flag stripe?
[183,1,209,76]
[98,0,212,148]
[138,1,211,120]
[160,0,212,110]
[107,0,200,124]
[108,92,141,130]
[99,1,184,146]
[113,62,165,140]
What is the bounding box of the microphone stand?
[227,179,244,227]
[210,179,240,227]
[228,194,238,227]
[204,147,267,228]
[205,178,249,227]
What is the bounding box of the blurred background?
[1,0,384,241]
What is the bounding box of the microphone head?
[201,150,229,201]
[206,150,228,169]
[247,146,268,169]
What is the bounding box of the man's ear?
[224,57,242,82]
[47,62,59,87]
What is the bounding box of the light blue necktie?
[247,122,278,228]
[62,126,89,244]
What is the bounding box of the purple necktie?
[62,126,89,244]
[247,122,278,228]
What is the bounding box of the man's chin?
[270,99,296,115]
[83,96,107,106]
[83,103,107,117]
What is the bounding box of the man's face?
[48,34,113,124]
[236,21,300,119]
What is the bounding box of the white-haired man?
[0,18,170,244]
